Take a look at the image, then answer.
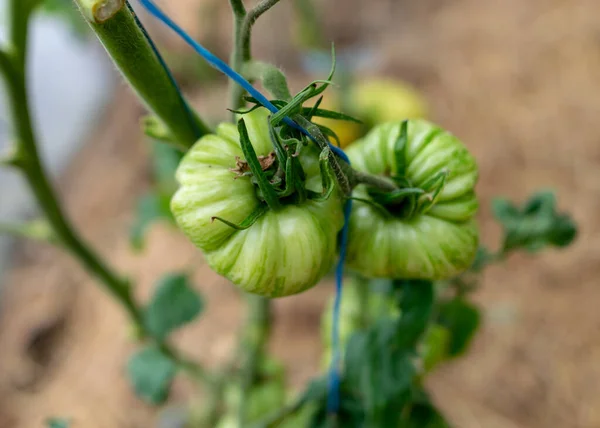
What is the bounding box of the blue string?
[135,0,349,413]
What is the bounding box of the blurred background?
[0,0,599,427]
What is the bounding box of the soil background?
[1,0,600,427]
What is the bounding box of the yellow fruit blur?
[312,78,427,149]
[312,93,363,149]
[352,78,427,124]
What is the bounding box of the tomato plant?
[0,1,577,428]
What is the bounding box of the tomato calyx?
[358,121,450,221]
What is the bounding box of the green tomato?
[171,108,345,297]
[345,119,479,280]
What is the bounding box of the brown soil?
[2,0,600,427]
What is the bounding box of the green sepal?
[238,119,282,210]
[307,148,336,202]
[300,107,362,124]
[369,187,425,206]
[394,120,408,177]
[305,95,324,121]
[351,197,393,219]
[212,204,270,230]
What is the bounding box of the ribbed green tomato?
[345,119,479,280]
[171,108,344,297]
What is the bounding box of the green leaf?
[144,273,203,341]
[150,140,184,195]
[308,381,365,428]
[420,325,451,373]
[244,61,292,101]
[45,418,70,428]
[393,279,435,348]
[436,299,481,358]
[127,346,176,405]
[492,190,577,253]
[469,246,495,273]
[403,401,452,428]
[130,192,174,252]
[344,320,415,425]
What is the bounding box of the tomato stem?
[229,0,283,112]
[1,0,211,400]
[74,0,211,148]
[237,295,272,425]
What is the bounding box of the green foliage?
[143,273,204,341]
[45,418,71,428]
[403,394,451,428]
[127,346,176,405]
[130,141,182,251]
[492,190,577,253]
[435,298,481,358]
[420,325,451,373]
[130,192,173,251]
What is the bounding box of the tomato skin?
[171,108,344,297]
[345,119,479,280]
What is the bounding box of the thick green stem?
[238,295,271,425]
[0,44,142,325]
[1,0,207,384]
[73,0,210,148]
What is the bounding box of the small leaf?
[244,61,292,101]
[344,319,416,425]
[392,279,435,348]
[436,298,481,358]
[45,418,70,428]
[150,140,184,195]
[127,346,176,405]
[144,273,204,341]
[420,325,451,372]
[143,116,175,144]
[469,246,495,273]
[308,381,365,428]
[130,192,174,252]
[403,401,451,428]
[492,190,577,254]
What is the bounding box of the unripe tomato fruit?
[171,108,344,297]
[345,119,479,280]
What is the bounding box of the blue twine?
[136,0,349,413]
